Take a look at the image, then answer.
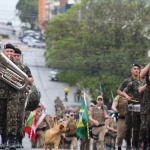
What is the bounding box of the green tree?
[45,0,150,99]
[16,0,38,29]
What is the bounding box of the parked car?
[49,70,58,81]
[34,41,46,48]
[22,36,33,44]
[28,39,39,47]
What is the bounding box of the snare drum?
[128,104,140,112]
[25,85,40,111]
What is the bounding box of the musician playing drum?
[117,64,142,150]
[14,48,34,148]
[0,44,24,150]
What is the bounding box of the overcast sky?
[0,0,21,26]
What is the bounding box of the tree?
[16,0,38,29]
[45,0,150,99]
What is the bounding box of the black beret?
[15,48,22,54]
[132,63,140,69]
[4,43,15,51]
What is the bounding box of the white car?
[34,41,46,49]
[28,39,39,47]
[22,36,33,44]
[49,70,58,81]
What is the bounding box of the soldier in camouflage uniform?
[13,48,34,148]
[112,95,127,150]
[140,63,150,149]
[117,64,142,150]
[0,44,20,150]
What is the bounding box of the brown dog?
[44,116,66,150]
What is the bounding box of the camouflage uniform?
[112,95,127,148]
[119,77,142,148]
[141,71,150,148]
[16,63,33,148]
[90,105,108,150]
[0,80,19,147]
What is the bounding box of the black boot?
[8,134,16,150]
[126,139,131,150]
[16,134,23,148]
[0,134,7,149]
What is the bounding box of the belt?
[92,124,105,128]
[128,104,140,112]
[118,116,125,119]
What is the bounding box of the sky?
[0,0,21,26]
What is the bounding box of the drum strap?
[35,113,46,130]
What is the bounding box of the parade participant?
[80,102,94,150]
[140,63,150,149]
[30,103,51,148]
[63,112,77,150]
[14,47,34,148]
[111,95,127,150]
[106,114,117,150]
[64,87,69,101]
[89,95,109,150]
[117,64,142,150]
[0,44,21,150]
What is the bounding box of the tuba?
[0,52,28,90]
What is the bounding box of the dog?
[44,116,66,150]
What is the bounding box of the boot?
[8,134,16,150]
[118,147,121,150]
[126,139,131,150]
[0,134,7,149]
[16,134,23,148]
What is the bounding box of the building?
[38,0,81,28]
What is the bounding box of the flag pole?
[84,93,90,139]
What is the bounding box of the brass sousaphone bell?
[0,52,28,90]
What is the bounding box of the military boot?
[16,134,23,148]
[126,139,132,150]
[8,134,16,150]
[0,134,7,149]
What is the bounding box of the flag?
[100,83,104,96]
[24,110,36,141]
[76,97,89,138]
[111,90,114,100]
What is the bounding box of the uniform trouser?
[92,126,105,150]
[125,110,141,146]
[31,130,45,148]
[17,93,26,137]
[80,133,90,150]
[0,89,19,136]
[117,118,125,147]
[140,111,147,142]
[64,136,77,149]
[104,132,111,146]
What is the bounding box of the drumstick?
[122,98,139,103]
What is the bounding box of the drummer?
[117,64,142,149]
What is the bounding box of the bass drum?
[25,84,41,111]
